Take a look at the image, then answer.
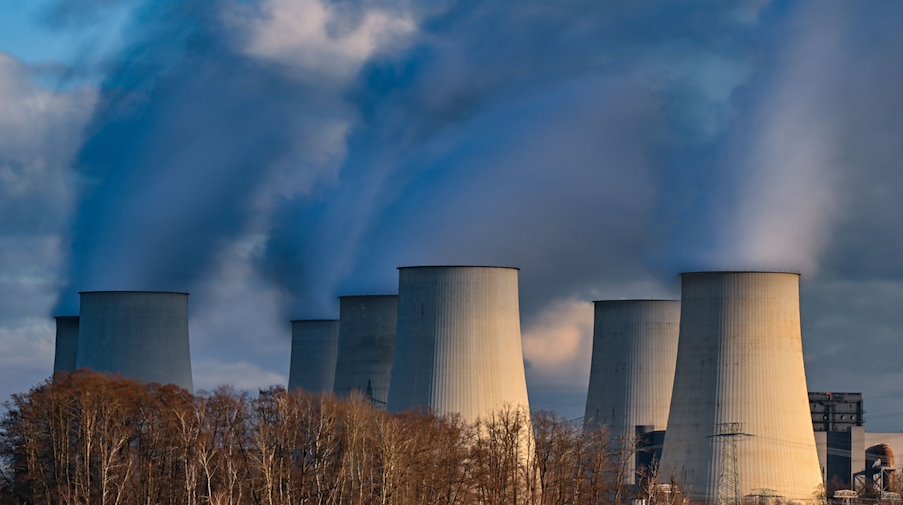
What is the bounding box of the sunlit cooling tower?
[332,295,397,406]
[387,266,530,422]
[53,315,80,374]
[583,300,680,484]
[288,319,339,394]
[76,291,193,391]
[658,272,822,503]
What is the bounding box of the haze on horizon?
[2,0,903,429]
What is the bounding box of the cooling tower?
[658,272,822,503]
[332,295,397,406]
[583,300,680,483]
[387,266,530,422]
[288,319,339,394]
[53,315,80,374]
[76,291,193,391]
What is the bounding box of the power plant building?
[288,319,339,394]
[658,272,823,503]
[809,392,903,493]
[76,291,193,391]
[53,315,80,374]
[583,300,680,483]
[333,295,398,406]
[387,266,530,422]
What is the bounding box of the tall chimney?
[333,295,397,407]
[658,272,822,502]
[53,315,80,374]
[288,319,339,394]
[76,291,193,390]
[584,300,680,483]
[388,266,530,421]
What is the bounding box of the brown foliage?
[0,372,651,505]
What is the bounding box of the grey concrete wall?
[388,266,530,422]
[333,295,397,406]
[53,315,79,374]
[583,300,680,484]
[76,291,193,391]
[288,319,339,394]
[658,272,822,503]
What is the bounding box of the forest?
[0,371,682,505]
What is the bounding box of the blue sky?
[3,0,903,430]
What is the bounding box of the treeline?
[0,372,678,505]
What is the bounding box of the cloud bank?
[3,1,903,425]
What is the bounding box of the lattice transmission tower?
[708,422,751,505]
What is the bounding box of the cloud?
[0,53,95,405]
[522,299,594,382]
[4,0,903,428]
[0,53,95,235]
[260,1,764,317]
[235,0,416,81]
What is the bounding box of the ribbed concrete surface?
[658,272,822,503]
[288,319,339,394]
[583,300,680,483]
[333,295,397,406]
[76,291,193,391]
[53,315,80,374]
[388,266,530,422]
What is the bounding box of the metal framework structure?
[708,423,750,505]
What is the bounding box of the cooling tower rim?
[592,298,679,304]
[53,314,80,320]
[337,294,398,299]
[290,318,339,323]
[680,270,800,277]
[397,265,520,271]
[78,290,190,295]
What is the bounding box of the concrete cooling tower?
[658,272,822,503]
[76,291,193,391]
[583,300,680,484]
[288,319,339,394]
[387,266,530,422]
[53,315,80,374]
[332,295,397,406]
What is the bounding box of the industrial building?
[332,295,397,407]
[658,272,823,503]
[52,315,79,374]
[387,266,531,422]
[583,299,680,484]
[809,392,903,495]
[288,319,339,394]
[76,291,193,391]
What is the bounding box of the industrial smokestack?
[583,300,680,483]
[76,291,193,391]
[658,272,822,503]
[332,295,397,406]
[288,319,339,394]
[53,315,80,374]
[387,266,530,421]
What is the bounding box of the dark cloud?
[261,0,764,319]
[2,0,903,427]
[56,0,353,312]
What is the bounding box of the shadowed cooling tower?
[332,295,397,406]
[583,300,680,484]
[387,266,530,421]
[53,315,79,374]
[288,319,339,394]
[658,272,822,503]
[76,291,193,391]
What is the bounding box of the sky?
[2,0,903,429]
